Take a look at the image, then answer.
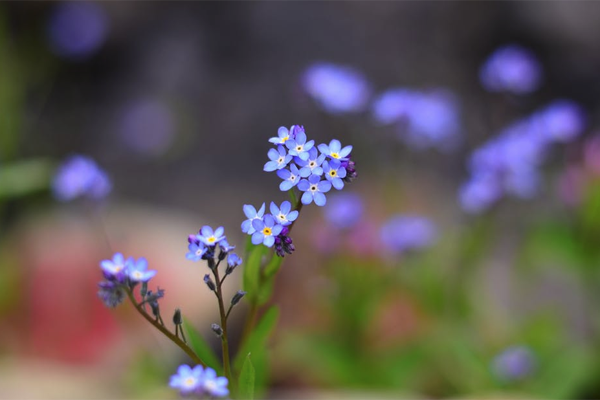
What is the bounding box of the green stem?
[125,289,205,366]
[212,267,233,384]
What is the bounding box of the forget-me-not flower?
[126,257,157,282]
[324,193,363,229]
[197,226,226,246]
[492,346,536,382]
[323,159,347,190]
[186,242,207,262]
[227,253,242,269]
[202,367,229,397]
[52,154,111,201]
[241,203,266,234]
[269,125,302,145]
[270,201,299,226]
[285,130,315,161]
[298,174,332,206]
[97,280,126,308]
[380,215,437,254]
[277,163,301,191]
[264,145,292,172]
[100,252,129,279]
[318,139,353,161]
[295,147,326,178]
[251,215,283,247]
[169,364,204,395]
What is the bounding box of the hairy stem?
[125,289,205,366]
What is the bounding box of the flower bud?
[173,308,182,325]
[231,290,246,306]
[211,323,223,337]
[204,274,216,292]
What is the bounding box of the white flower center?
[183,377,197,388]
[310,185,317,192]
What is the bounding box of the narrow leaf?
[243,243,266,303]
[234,306,279,371]
[238,353,255,400]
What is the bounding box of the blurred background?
[2,1,600,398]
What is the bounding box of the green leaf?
[0,158,54,199]
[263,254,284,279]
[182,319,222,374]
[287,189,298,205]
[234,306,279,372]
[243,243,267,304]
[237,353,255,400]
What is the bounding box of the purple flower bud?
[211,323,223,337]
[204,274,216,292]
[231,290,246,306]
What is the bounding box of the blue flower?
[536,100,586,143]
[380,215,437,254]
[169,364,204,395]
[372,89,415,125]
[297,174,332,206]
[186,242,207,261]
[97,280,125,308]
[492,346,535,382]
[323,159,347,190]
[241,203,265,235]
[251,215,283,247]
[479,45,542,94]
[100,253,130,280]
[219,239,235,254]
[126,257,157,283]
[270,201,299,226]
[276,163,301,191]
[197,226,226,246]
[459,175,502,214]
[202,367,229,398]
[285,130,315,161]
[302,62,371,114]
[47,2,108,60]
[324,193,364,229]
[227,253,242,269]
[52,155,111,201]
[318,139,352,161]
[295,147,326,178]
[269,125,302,145]
[264,145,292,172]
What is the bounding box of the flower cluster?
[301,62,371,114]
[243,125,357,253]
[479,45,542,95]
[169,364,229,398]
[372,88,462,151]
[186,225,242,273]
[52,154,111,201]
[460,100,586,213]
[97,253,159,309]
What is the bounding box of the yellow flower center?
[262,227,272,236]
[329,170,337,177]
[296,145,302,151]
[282,136,289,143]
[207,237,216,243]
[184,377,196,387]
[133,271,143,279]
[330,152,340,159]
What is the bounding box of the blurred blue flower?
[251,215,283,247]
[492,346,536,382]
[479,45,542,94]
[270,201,299,226]
[119,99,175,157]
[302,62,371,114]
[298,174,332,206]
[241,203,265,235]
[227,253,242,269]
[380,215,437,254]
[126,257,157,283]
[100,252,129,281]
[323,192,364,229]
[264,145,292,172]
[47,2,108,59]
[169,364,204,395]
[201,368,229,398]
[460,100,586,213]
[52,154,111,201]
[323,159,347,190]
[372,89,462,151]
